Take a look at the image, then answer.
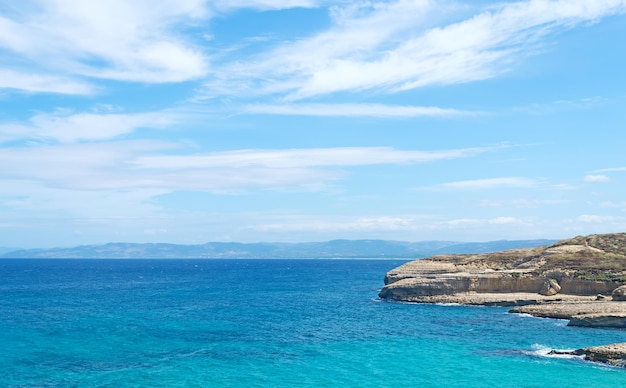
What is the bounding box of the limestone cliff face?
[379,233,626,301]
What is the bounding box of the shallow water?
[2,259,626,387]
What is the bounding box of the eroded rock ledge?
[576,343,626,366]
[379,234,626,319]
[379,233,626,366]
[380,233,626,309]
[550,344,626,367]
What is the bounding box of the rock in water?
[612,285,626,301]
[539,278,561,296]
[575,343,626,367]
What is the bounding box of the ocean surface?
[2,259,626,387]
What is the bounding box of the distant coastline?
[0,239,556,259]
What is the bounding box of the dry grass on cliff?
[429,233,626,281]
[537,234,626,281]
[431,247,544,271]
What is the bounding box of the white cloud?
[0,0,209,89]
[0,69,95,95]
[249,214,527,236]
[241,213,546,242]
[3,0,625,97]
[429,177,538,190]
[0,144,496,192]
[212,0,318,11]
[577,214,625,223]
[440,215,526,229]
[488,216,520,225]
[130,146,497,170]
[515,96,607,114]
[594,166,626,173]
[0,110,183,143]
[599,201,626,208]
[0,179,167,220]
[0,141,504,245]
[244,103,468,117]
[0,141,174,190]
[477,199,570,208]
[202,0,626,99]
[247,215,424,233]
[584,174,611,183]
[444,218,482,227]
[440,216,538,234]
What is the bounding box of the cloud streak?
[425,177,539,190]
[244,103,468,117]
[243,213,535,241]
[129,146,497,170]
[212,0,319,11]
[3,0,625,99]
[0,144,498,192]
[584,174,611,183]
[0,110,184,143]
[202,0,626,100]
[0,69,95,95]
[0,0,209,90]
[593,166,626,173]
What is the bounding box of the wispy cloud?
[599,201,626,209]
[0,0,209,90]
[4,0,625,99]
[584,174,611,183]
[593,166,626,173]
[0,69,95,95]
[212,0,319,11]
[425,177,539,190]
[0,0,326,95]
[246,214,425,233]
[129,146,498,170]
[201,0,626,100]
[0,142,500,244]
[0,110,184,143]
[477,198,570,208]
[245,213,535,241]
[244,103,468,117]
[577,214,626,223]
[0,144,497,192]
[515,96,607,115]
[0,141,174,190]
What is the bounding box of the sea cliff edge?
[379,233,626,366]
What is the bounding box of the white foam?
[526,344,584,360]
[509,312,535,318]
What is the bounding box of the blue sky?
[1,0,626,248]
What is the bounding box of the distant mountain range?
[0,239,558,259]
[0,247,20,255]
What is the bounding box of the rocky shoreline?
[379,233,626,367]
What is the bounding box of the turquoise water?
[2,259,626,387]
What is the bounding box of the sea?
[2,259,626,387]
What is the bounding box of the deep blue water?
[2,259,626,387]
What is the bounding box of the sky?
[1,0,626,248]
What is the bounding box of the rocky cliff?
[379,233,626,303]
[379,233,626,366]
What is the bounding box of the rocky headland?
[379,233,626,366]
